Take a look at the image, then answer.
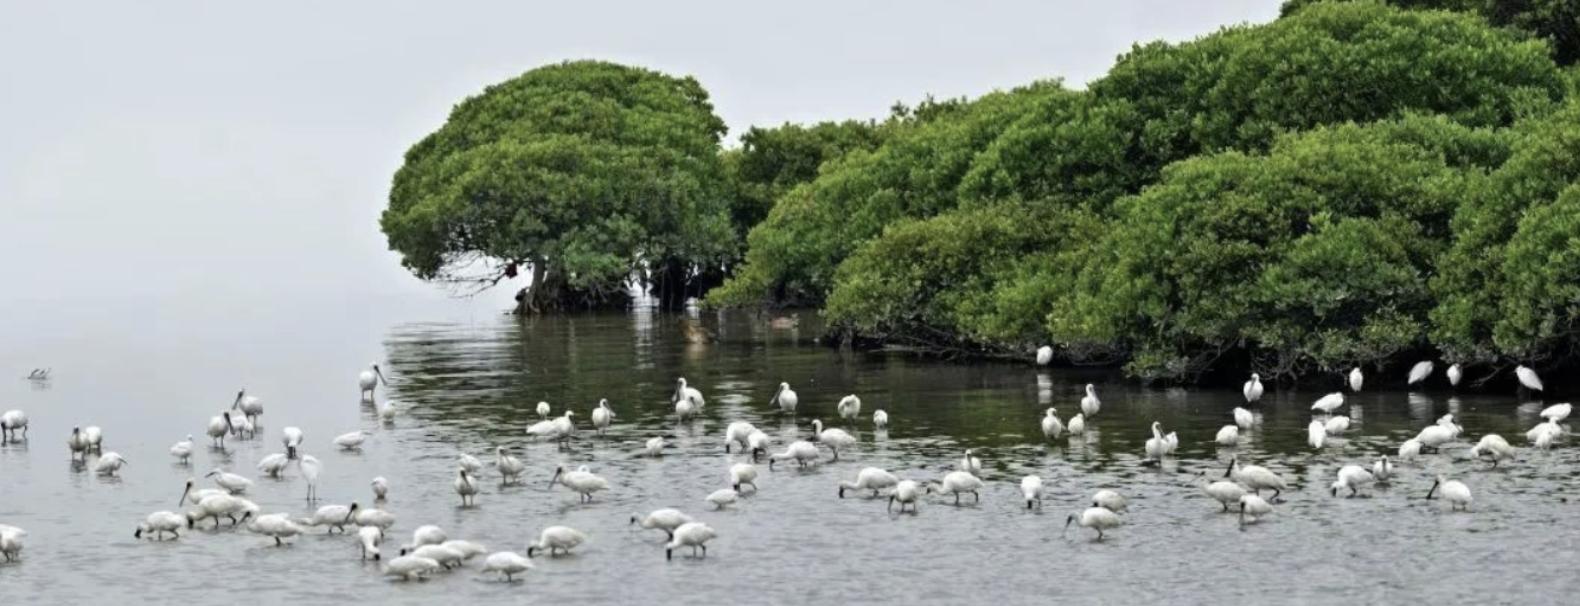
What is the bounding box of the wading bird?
[333,431,369,450]
[481,551,532,581]
[454,469,479,506]
[371,476,389,501]
[1238,495,1272,525]
[1225,456,1287,501]
[705,489,738,510]
[1036,345,1053,366]
[931,471,983,505]
[872,409,888,428]
[1447,363,1462,387]
[1243,373,1263,403]
[770,382,798,414]
[1234,407,1254,429]
[591,399,615,434]
[730,463,759,492]
[1330,465,1375,497]
[664,522,716,561]
[1348,367,1364,392]
[837,395,862,422]
[232,389,263,424]
[1311,392,1345,415]
[248,513,304,546]
[0,410,26,443]
[281,427,304,460]
[1064,507,1122,540]
[810,420,855,461]
[888,480,922,513]
[299,455,322,501]
[1425,475,1472,511]
[169,435,193,463]
[1081,384,1101,417]
[495,447,525,485]
[549,465,608,502]
[1516,365,1544,392]
[358,363,387,402]
[1469,434,1515,467]
[1042,408,1064,439]
[1407,361,1434,387]
[134,511,185,540]
[1197,471,1247,511]
[94,452,128,476]
[1020,475,1044,509]
[526,526,586,557]
[838,467,898,498]
[672,378,705,411]
[631,509,693,539]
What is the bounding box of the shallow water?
[2,301,1579,604]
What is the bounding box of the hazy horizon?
[0,1,1280,316]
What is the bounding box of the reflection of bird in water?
[680,320,715,344]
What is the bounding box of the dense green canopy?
[381,3,1580,383]
[381,60,734,312]
[710,1,1578,383]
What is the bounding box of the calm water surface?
[2,300,1578,604]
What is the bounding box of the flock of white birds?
[0,357,1567,579]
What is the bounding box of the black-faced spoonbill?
[631,509,693,539]
[1425,475,1472,511]
[482,551,533,580]
[665,522,716,561]
[358,363,387,402]
[526,526,586,557]
[838,467,897,498]
[1243,373,1264,403]
[1064,507,1121,540]
[134,511,185,540]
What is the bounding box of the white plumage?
[1330,465,1375,497]
[1233,407,1254,429]
[549,465,608,502]
[1041,408,1065,439]
[333,430,369,450]
[1407,361,1434,386]
[1035,345,1053,366]
[631,509,694,538]
[1447,363,1463,387]
[664,522,717,561]
[481,551,533,581]
[767,440,820,469]
[1215,424,1239,446]
[1020,475,1044,509]
[526,526,586,557]
[1311,392,1345,414]
[931,471,983,505]
[134,511,185,540]
[888,480,922,513]
[811,419,855,461]
[248,513,305,546]
[1081,384,1101,417]
[1426,475,1472,511]
[838,467,898,498]
[770,382,798,414]
[1516,365,1544,391]
[454,469,479,506]
[1243,373,1264,403]
[591,399,615,434]
[837,395,862,422]
[94,451,128,476]
[1348,367,1364,392]
[1469,434,1516,467]
[1065,507,1122,540]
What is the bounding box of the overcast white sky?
[0,1,1280,313]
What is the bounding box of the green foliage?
[1431,100,1580,359]
[381,61,734,310]
[823,203,1100,348]
[708,81,1070,307]
[713,2,1563,312]
[1050,122,1482,380]
[1284,0,1580,65]
[724,120,887,244]
[1095,1,1562,155]
[1494,184,1580,357]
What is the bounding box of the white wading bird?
[1426,475,1472,511]
[838,467,898,498]
[1081,384,1101,417]
[358,363,388,402]
[526,526,586,557]
[631,509,693,539]
[664,522,716,561]
[1243,373,1264,403]
[1064,507,1122,540]
[770,382,798,414]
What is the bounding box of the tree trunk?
[514,258,552,315]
